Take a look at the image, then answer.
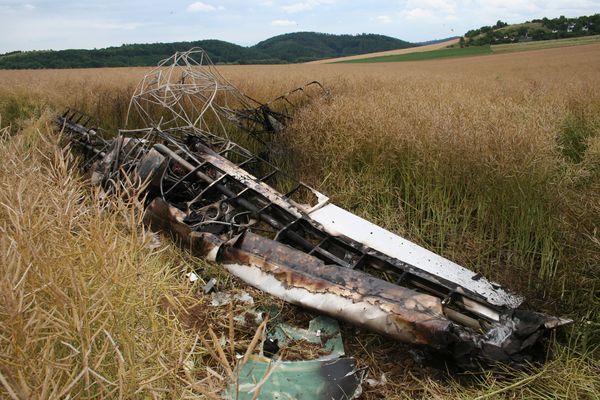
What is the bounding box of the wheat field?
[1,43,599,399]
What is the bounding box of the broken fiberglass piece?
[228,316,363,400]
[211,291,255,306]
[232,357,363,400]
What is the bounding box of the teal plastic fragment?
[228,316,363,400]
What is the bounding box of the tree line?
[0,33,413,69]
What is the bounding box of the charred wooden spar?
[55,48,570,367]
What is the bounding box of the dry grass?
[0,43,599,398]
[0,120,284,398]
[0,121,216,398]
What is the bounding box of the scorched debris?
[54,48,571,367]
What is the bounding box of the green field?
[335,34,600,64]
[336,45,492,63]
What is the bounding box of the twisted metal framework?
[55,49,571,368]
[127,48,325,151]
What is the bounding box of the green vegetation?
[462,13,600,46]
[558,105,599,164]
[337,45,491,63]
[0,32,413,69]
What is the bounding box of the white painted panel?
[309,204,523,308]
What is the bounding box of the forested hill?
[0,40,268,69]
[253,32,413,62]
[0,32,414,69]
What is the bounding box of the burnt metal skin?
[55,109,571,366]
[145,197,452,348]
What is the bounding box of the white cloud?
[401,0,458,21]
[0,3,35,14]
[0,14,149,52]
[282,2,312,13]
[282,0,335,14]
[405,0,456,14]
[73,19,145,31]
[374,15,392,24]
[479,0,539,13]
[186,2,216,12]
[271,19,297,26]
[403,8,433,20]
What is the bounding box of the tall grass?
[0,120,232,398]
[281,62,599,330]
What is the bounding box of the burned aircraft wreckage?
[55,49,570,366]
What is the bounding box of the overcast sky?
[1,0,599,53]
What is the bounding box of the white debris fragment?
[203,277,217,293]
[211,290,254,306]
[365,373,387,387]
[186,272,199,283]
[234,309,264,325]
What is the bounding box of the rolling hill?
[253,32,413,63]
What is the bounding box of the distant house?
[567,23,576,32]
[582,26,589,32]
[552,29,559,33]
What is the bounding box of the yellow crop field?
[1,43,599,399]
